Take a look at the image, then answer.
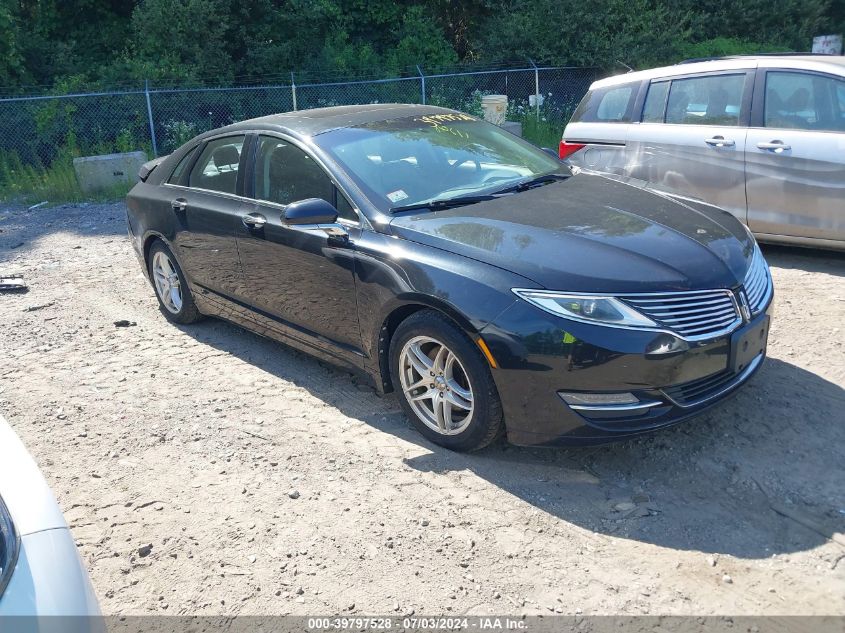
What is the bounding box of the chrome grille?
[620,290,741,339]
[743,246,772,315]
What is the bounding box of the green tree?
[0,1,24,87]
[684,0,831,51]
[126,0,235,84]
[477,0,690,69]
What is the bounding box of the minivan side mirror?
[284,198,339,225]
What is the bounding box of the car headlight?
[512,289,657,328]
[0,495,19,598]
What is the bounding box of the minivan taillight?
[559,141,586,160]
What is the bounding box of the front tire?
[390,310,504,451]
[147,240,202,324]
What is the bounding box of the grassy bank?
[0,152,133,205]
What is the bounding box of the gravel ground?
[0,201,843,616]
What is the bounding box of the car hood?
[388,173,754,293]
[0,414,68,536]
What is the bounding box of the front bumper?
[481,298,772,446]
[0,528,100,618]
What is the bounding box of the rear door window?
[570,82,639,123]
[189,135,245,195]
[764,71,845,132]
[664,74,745,126]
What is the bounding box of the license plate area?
[729,316,769,374]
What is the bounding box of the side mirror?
[283,198,348,239]
[284,198,339,225]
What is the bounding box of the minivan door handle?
[757,140,791,153]
[242,212,267,230]
[171,198,187,212]
[704,136,735,148]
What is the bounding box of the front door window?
[764,71,845,132]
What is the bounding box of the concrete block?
[72,151,147,194]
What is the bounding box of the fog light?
[645,334,689,356]
[559,392,639,406]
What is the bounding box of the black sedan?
[126,104,773,451]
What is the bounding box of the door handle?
[242,213,267,230]
[171,198,187,212]
[704,136,735,148]
[757,140,791,153]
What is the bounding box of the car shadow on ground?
[762,243,845,276]
[180,315,845,560]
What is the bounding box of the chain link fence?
[0,65,598,178]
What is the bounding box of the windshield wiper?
[389,173,568,213]
[390,194,498,214]
[491,173,569,195]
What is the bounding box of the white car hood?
[0,414,67,536]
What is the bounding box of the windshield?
[314,113,565,212]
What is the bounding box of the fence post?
[416,65,426,105]
[529,59,540,121]
[144,79,158,157]
[291,72,298,111]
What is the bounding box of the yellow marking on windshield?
[418,113,475,125]
[416,113,474,139]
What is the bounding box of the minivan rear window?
[570,82,639,123]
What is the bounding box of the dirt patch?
[1,201,843,615]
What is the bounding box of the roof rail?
[678,52,836,64]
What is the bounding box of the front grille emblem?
[738,289,751,323]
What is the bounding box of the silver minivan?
[561,55,845,250]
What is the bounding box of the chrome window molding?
[162,128,365,227]
[161,182,364,230]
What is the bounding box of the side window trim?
[249,132,361,225]
[640,80,670,123]
[238,133,257,198]
[630,79,650,122]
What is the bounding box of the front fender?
[352,230,533,386]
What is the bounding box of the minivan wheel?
[148,241,202,324]
[390,310,504,451]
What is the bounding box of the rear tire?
[147,240,203,325]
[390,310,504,451]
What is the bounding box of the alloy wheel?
[152,250,183,314]
[399,335,474,435]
